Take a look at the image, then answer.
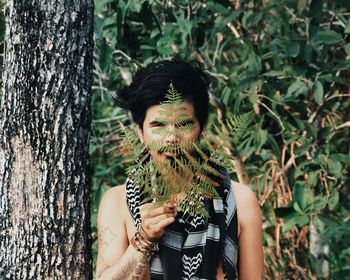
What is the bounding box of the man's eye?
[175,120,194,128]
[151,122,165,127]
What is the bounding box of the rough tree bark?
[0,1,94,279]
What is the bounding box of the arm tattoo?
[130,254,150,280]
[97,250,150,279]
[98,226,117,248]
[112,255,150,280]
[111,257,138,280]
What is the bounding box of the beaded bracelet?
[130,226,159,256]
[138,223,158,243]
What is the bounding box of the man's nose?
[165,126,180,143]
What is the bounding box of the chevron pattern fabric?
[125,163,238,280]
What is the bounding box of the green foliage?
[91,0,350,278]
[226,112,254,145]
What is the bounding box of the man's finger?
[154,216,176,230]
[146,205,176,218]
[146,212,177,226]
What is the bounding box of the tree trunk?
[0,1,94,279]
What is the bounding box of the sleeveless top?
[125,166,239,280]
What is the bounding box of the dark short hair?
[114,60,210,130]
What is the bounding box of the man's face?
[137,101,202,163]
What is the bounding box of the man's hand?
[139,202,177,240]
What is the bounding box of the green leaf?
[293,182,306,210]
[282,213,309,232]
[95,0,115,12]
[310,0,322,19]
[330,153,350,165]
[314,214,341,235]
[303,44,313,62]
[334,60,350,71]
[303,187,315,208]
[345,44,350,55]
[262,70,285,77]
[297,0,307,14]
[94,16,104,39]
[247,53,262,74]
[248,89,258,104]
[306,171,319,187]
[221,87,231,106]
[274,207,294,219]
[312,196,328,211]
[287,79,306,96]
[266,133,281,159]
[286,42,300,57]
[312,30,343,45]
[89,144,97,155]
[313,81,324,105]
[327,159,342,177]
[248,80,263,104]
[319,74,345,83]
[128,1,142,13]
[317,127,332,141]
[317,153,328,165]
[254,128,267,151]
[242,11,263,29]
[345,18,350,34]
[157,46,173,56]
[328,190,339,210]
[116,2,129,40]
[265,203,277,226]
[99,42,113,71]
[293,201,304,214]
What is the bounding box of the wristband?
[130,225,159,256]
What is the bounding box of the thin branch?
[92,115,126,123]
[113,50,142,68]
[257,100,285,131]
[335,120,350,130]
[325,93,350,102]
[226,22,241,39]
[206,70,229,81]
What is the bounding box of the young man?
[96,60,264,279]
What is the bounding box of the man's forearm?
[97,245,151,280]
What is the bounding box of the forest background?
[0,0,349,279]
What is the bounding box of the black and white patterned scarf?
[125,160,238,280]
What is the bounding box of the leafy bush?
[91,0,350,278]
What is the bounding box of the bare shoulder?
[98,185,126,222]
[230,180,262,231]
[99,184,125,207]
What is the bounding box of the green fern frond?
[199,182,220,198]
[195,173,220,187]
[118,82,235,217]
[174,116,197,127]
[171,157,196,178]
[146,140,194,154]
[192,142,210,161]
[180,148,223,178]
[119,122,142,156]
[177,195,208,217]
[162,82,183,103]
[193,141,227,168]
[227,112,254,144]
